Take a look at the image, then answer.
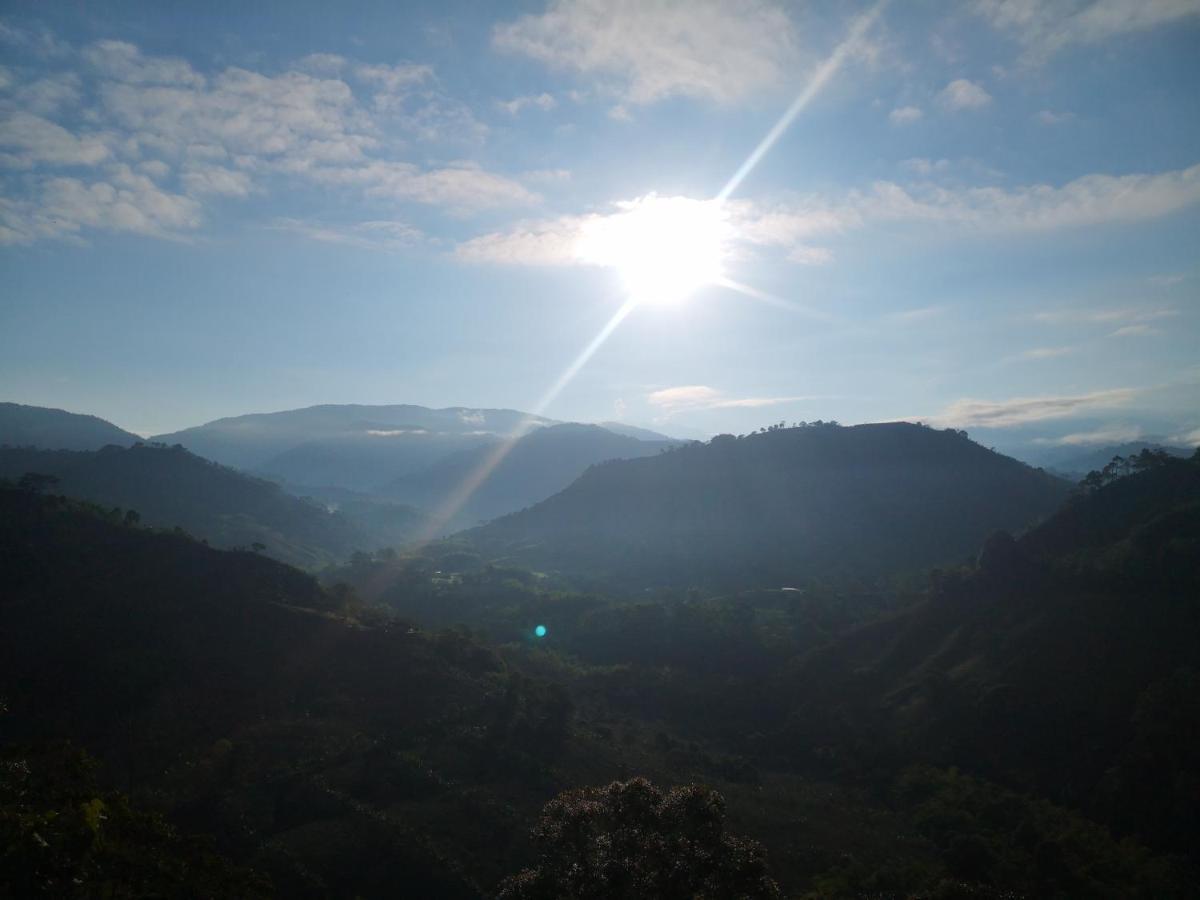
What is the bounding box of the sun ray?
[716,1,888,203]
[716,276,837,323]
[412,6,887,549]
[413,297,639,545]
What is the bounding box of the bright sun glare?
[575,194,731,306]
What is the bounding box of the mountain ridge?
[469,421,1072,586]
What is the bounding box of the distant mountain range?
[383,423,678,529]
[1033,441,1191,478]
[149,404,556,480]
[0,444,419,567]
[0,401,140,450]
[469,422,1072,586]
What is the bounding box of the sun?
[575,194,731,306]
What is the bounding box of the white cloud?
[928,387,1139,428]
[354,62,431,93]
[1036,109,1074,124]
[0,36,535,243]
[83,39,205,88]
[647,384,806,414]
[976,0,1200,58]
[458,163,1200,268]
[1021,346,1074,359]
[311,159,537,213]
[0,165,202,244]
[1037,424,1144,445]
[14,73,82,115]
[269,217,423,251]
[493,0,799,105]
[180,163,254,197]
[938,78,991,111]
[0,111,111,167]
[497,92,557,114]
[889,105,923,124]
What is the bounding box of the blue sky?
[0,0,1197,452]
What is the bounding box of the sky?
[0,0,1197,454]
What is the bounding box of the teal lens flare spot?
[534,625,547,638]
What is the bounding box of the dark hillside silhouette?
[0,402,139,451]
[0,444,371,567]
[778,453,1200,856]
[470,422,1071,586]
[383,423,677,528]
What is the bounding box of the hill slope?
[0,402,139,450]
[383,423,677,528]
[470,422,1071,586]
[0,444,371,567]
[778,452,1200,853]
[0,486,527,897]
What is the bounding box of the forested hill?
[469,422,1071,586]
[779,451,1200,856]
[382,423,676,528]
[0,443,368,568]
[0,486,529,897]
[0,402,139,450]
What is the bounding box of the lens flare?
[575,194,731,306]
[534,624,547,638]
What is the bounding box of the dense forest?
[0,443,423,568]
[470,422,1072,587]
[3,435,1197,897]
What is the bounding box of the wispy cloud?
[269,218,424,252]
[1034,306,1178,325]
[1109,324,1163,337]
[647,384,807,415]
[1020,346,1074,359]
[497,92,557,115]
[1168,425,1200,447]
[929,387,1139,428]
[1034,424,1144,446]
[1036,109,1074,125]
[493,0,799,105]
[976,0,1200,59]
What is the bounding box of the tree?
[497,778,780,899]
[17,472,59,494]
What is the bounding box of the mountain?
[383,423,677,529]
[0,443,378,567]
[1035,441,1191,478]
[469,422,1072,587]
[595,421,677,442]
[150,405,556,483]
[778,451,1200,855]
[0,401,140,450]
[254,428,501,493]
